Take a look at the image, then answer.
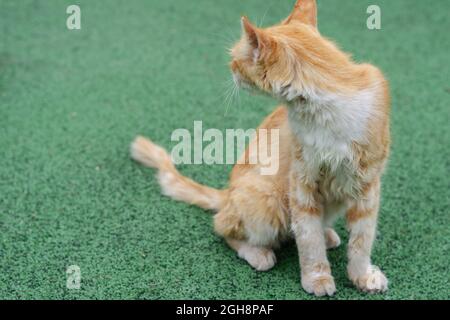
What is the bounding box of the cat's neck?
[287,85,379,149]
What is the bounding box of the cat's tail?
[130,136,228,211]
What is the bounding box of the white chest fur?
[288,88,377,199]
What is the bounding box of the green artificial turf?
[0,0,449,300]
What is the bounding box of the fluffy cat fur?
[131,0,390,296]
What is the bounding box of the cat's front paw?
[301,273,336,297]
[349,265,388,293]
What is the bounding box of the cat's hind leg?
[324,202,345,249]
[226,238,276,271]
[214,205,281,272]
[213,179,288,272]
[325,228,341,249]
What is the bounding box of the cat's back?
[231,106,292,181]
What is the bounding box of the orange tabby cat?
[131,0,390,296]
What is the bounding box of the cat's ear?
[241,16,270,61]
[283,0,317,28]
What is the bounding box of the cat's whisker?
[223,74,242,117]
[203,27,238,49]
[222,79,236,117]
[259,3,274,27]
[233,81,240,105]
[207,34,235,47]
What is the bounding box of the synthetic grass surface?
[0,0,449,299]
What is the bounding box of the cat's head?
[230,0,354,102]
